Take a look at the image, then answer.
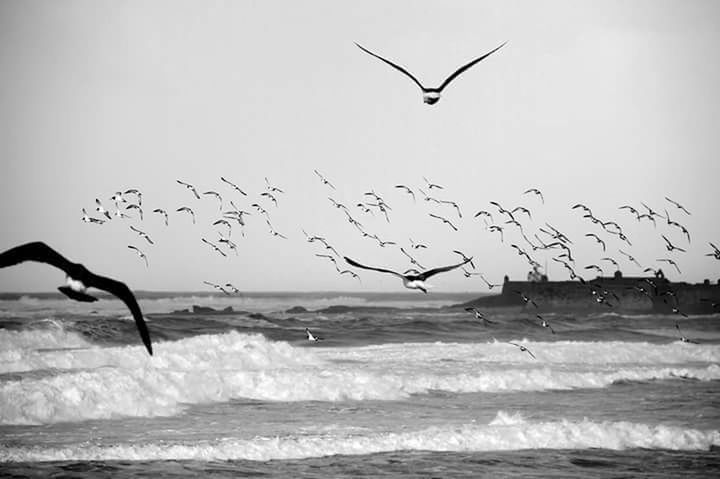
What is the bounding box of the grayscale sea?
[1,291,718,478]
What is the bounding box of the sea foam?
[1,411,717,462]
[1,332,719,425]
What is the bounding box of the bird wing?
[0,242,152,356]
[83,270,153,355]
[0,241,74,271]
[344,256,404,278]
[355,43,425,90]
[437,41,507,91]
[417,257,472,281]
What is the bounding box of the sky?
[1,0,719,293]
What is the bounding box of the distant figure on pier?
[527,264,547,282]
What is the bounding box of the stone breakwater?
[456,274,720,314]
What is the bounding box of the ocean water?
[1,291,719,478]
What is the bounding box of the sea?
[0,291,718,478]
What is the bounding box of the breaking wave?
[1,332,719,425]
[1,411,717,462]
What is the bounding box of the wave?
[0,322,91,354]
[1,411,717,462]
[325,339,720,365]
[1,293,465,316]
[1,332,719,425]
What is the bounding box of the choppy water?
[1,292,719,477]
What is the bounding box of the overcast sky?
[1,0,719,293]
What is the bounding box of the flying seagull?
[127,245,149,267]
[339,269,361,281]
[657,258,681,274]
[176,180,201,199]
[203,191,223,211]
[423,176,444,190]
[480,274,501,290]
[400,247,425,270]
[488,225,504,243]
[344,255,471,293]
[511,206,531,220]
[314,169,336,189]
[665,197,690,215]
[536,314,555,334]
[429,213,458,231]
[706,242,720,260]
[261,191,279,207]
[394,185,416,202]
[265,177,284,194]
[0,242,153,355]
[126,204,144,221]
[523,188,544,204]
[462,267,480,278]
[452,250,475,269]
[409,238,428,250]
[305,327,323,342]
[514,290,539,308]
[130,225,154,245]
[619,249,642,268]
[508,342,536,360]
[202,238,227,257]
[176,206,196,224]
[220,176,248,196]
[203,280,230,295]
[355,41,507,105]
[465,307,496,326]
[152,208,169,226]
[661,235,686,253]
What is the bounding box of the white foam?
[0,323,91,357]
[1,332,719,425]
[324,340,720,365]
[1,412,717,462]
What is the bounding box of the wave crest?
[1,331,719,425]
[1,412,717,461]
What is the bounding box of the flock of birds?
[6,168,717,358]
[2,40,719,358]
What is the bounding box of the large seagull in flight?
[344,256,471,293]
[355,41,507,105]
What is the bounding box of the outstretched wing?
[438,41,507,91]
[344,256,403,278]
[0,242,153,356]
[355,43,425,90]
[83,271,153,356]
[0,241,74,271]
[417,257,472,281]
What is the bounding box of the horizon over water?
[1,291,718,477]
